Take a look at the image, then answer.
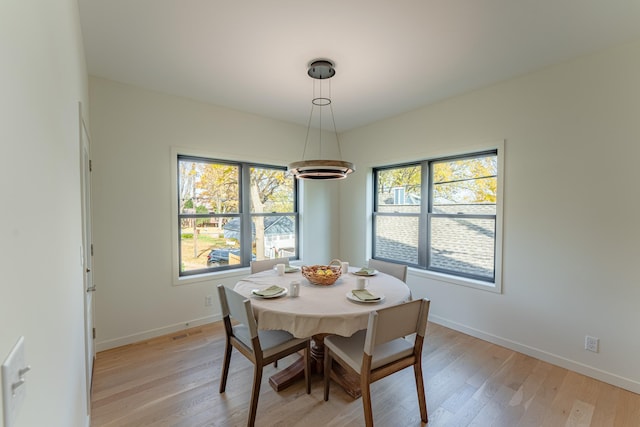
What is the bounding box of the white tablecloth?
[233,267,411,338]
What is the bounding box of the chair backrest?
[363,299,430,356]
[368,259,408,282]
[217,284,259,341]
[250,257,290,274]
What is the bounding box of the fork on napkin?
[253,285,285,297]
[351,289,381,301]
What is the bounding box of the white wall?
[0,1,90,426]
[89,78,337,350]
[338,40,640,393]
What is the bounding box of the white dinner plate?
[346,291,385,303]
[251,288,288,299]
[352,269,377,276]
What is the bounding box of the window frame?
[372,146,503,292]
[175,153,299,280]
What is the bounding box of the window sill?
[173,267,250,286]
[409,267,502,294]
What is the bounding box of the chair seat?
[233,324,307,358]
[325,330,414,372]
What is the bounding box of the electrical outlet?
[585,335,599,353]
[205,295,213,307]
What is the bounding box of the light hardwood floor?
[91,322,640,426]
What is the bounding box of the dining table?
[233,264,411,398]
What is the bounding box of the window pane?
[179,159,239,214]
[250,167,295,213]
[432,156,496,210]
[376,166,421,212]
[433,177,497,214]
[374,215,419,264]
[180,216,243,273]
[252,215,296,261]
[433,155,497,184]
[429,216,495,280]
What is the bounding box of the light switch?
[2,337,29,427]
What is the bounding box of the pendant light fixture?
[288,59,355,180]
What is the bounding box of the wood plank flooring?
[90,322,640,426]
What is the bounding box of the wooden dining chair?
[323,298,430,426]
[368,259,408,282]
[217,284,311,427]
[250,257,290,274]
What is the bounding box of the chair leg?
[361,378,374,427]
[323,347,331,401]
[247,364,263,427]
[219,341,233,393]
[413,362,428,423]
[305,342,311,394]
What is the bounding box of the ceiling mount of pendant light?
[288,59,355,180]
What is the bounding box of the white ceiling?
[79,0,640,132]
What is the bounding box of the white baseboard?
[95,314,221,352]
[429,314,640,395]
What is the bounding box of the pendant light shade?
[288,59,355,180]
[288,159,354,180]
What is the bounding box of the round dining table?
[234,265,411,397]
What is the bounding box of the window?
[177,155,298,276]
[373,150,500,285]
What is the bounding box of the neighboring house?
[223,216,296,258]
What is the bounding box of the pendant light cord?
[298,60,344,162]
[318,78,323,158]
[301,95,314,160]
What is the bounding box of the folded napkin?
[352,289,381,301]
[356,268,375,275]
[253,285,285,297]
[284,266,300,273]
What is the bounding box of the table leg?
[310,333,328,374]
[329,364,362,399]
[268,334,326,391]
[267,334,362,398]
[268,357,305,391]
